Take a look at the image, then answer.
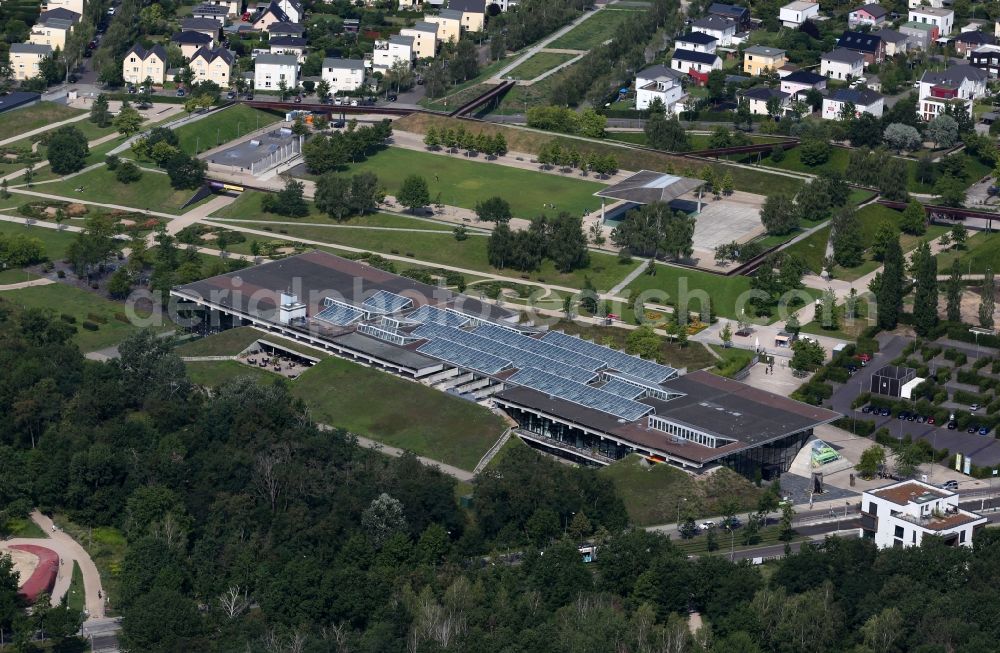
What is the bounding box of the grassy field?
[236,220,632,292]
[176,326,265,356]
[608,131,788,152]
[507,52,577,80]
[0,283,168,352]
[36,166,200,214]
[0,269,39,284]
[174,105,283,155]
[0,102,84,141]
[334,147,606,218]
[625,263,752,320]
[3,516,46,538]
[292,356,507,471]
[709,344,756,378]
[394,114,805,196]
[784,226,829,275]
[937,231,1000,275]
[186,360,284,387]
[0,221,77,262]
[547,8,642,49]
[67,562,85,613]
[598,455,762,526]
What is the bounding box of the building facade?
[743,46,787,76]
[10,43,52,81]
[861,480,986,549]
[122,44,166,85]
[322,58,366,93]
[253,53,298,90]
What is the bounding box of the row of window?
[649,416,722,448]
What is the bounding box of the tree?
[832,206,864,268]
[115,161,142,183]
[362,493,408,548]
[899,199,926,235]
[926,114,959,149]
[316,79,331,100]
[546,212,589,272]
[849,113,883,148]
[934,174,966,208]
[790,338,825,373]
[720,321,733,348]
[818,287,838,330]
[980,267,995,328]
[644,112,689,151]
[163,152,205,190]
[946,258,963,322]
[398,174,430,213]
[862,607,903,653]
[113,104,144,137]
[261,178,309,217]
[47,125,89,174]
[610,202,695,260]
[451,38,480,82]
[760,192,799,236]
[423,126,441,150]
[680,517,697,539]
[314,174,353,220]
[871,221,897,262]
[778,503,795,542]
[799,139,830,167]
[872,236,904,330]
[90,93,112,127]
[883,123,922,152]
[856,445,886,479]
[950,222,967,249]
[475,196,513,223]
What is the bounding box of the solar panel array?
[403,305,471,328]
[601,377,646,400]
[416,338,511,375]
[357,323,420,346]
[508,367,654,422]
[413,322,598,384]
[472,323,606,372]
[315,302,363,326]
[363,290,413,315]
[541,331,677,383]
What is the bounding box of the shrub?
[57,270,65,278]
[105,154,120,170]
[81,321,99,331]
[114,311,129,323]
[60,313,76,323]
[86,312,108,324]
[115,161,142,184]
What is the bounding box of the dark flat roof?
[0,92,41,114]
[677,31,718,45]
[783,69,826,85]
[673,49,719,65]
[330,331,438,371]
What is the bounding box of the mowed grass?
[0,102,84,141]
[547,8,642,50]
[608,132,788,152]
[36,166,199,214]
[338,147,606,218]
[508,52,577,80]
[67,562,85,613]
[0,283,168,352]
[784,226,829,275]
[625,263,753,320]
[176,326,265,356]
[174,105,283,155]
[292,356,507,471]
[937,230,1000,274]
[186,360,284,387]
[0,221,77,260]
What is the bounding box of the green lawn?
[937,231,1000,274]
[608,131,787,152]
[67,562,85,613]
[292,356,507,471]
[334,147,606,219]
[0,283,169,352]
[0,269,38,284]
[186,360,284,387]
[784,227,829,275]
[625,263,753,320]
[34,166,200,214]
[174,105,283,155]
[0,102,84,141]
[176,326,266,356]
[0,221,77,261]
[507,52,577,81]
[547,8,642,50]
[709,344,756,378]
[3,516,46,538]
[235,220,631,292]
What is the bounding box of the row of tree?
[487,213,589,273]
[423,125,509,158]
[302,119,393,174]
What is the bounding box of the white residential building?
[10,43,52,81]
[40,0,84,16]
[634,64,687,115]
[861,480,985,549]
[277,0,303,23]
[739,87,790,115]
[908,7,954,37]
[908,0,946,8]
[917,64,989,121]
[690,15,736,47]
[399,21,438,60]
[372,35,413,71]
[321,58,365,93]
[822,87,885,119]
[849,3,889,28]
[254,53,298,90]
[779,69,826,98]
[671,49,722,75]
[821,48,865,80]
[675,31,717,54]
[780,0,819,28]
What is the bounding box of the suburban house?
[254,52,298,90]
[822,87,885,119]
[743,46,787,76]
[254,2,292,31]
[192,4,229,24]
[780,1,819,28]
[708,2,750,30]
[917,64,989,120]
[448,0,486,33]
[908,0,946,8]
[277,0,303,23]
[954,30,996,57]
[181,17,222,42]
[908,7,953,37]
[268,22,305,39]
[28,8,79,50]
[189,47,234,87]
[821,48,865,80]
[691,15,736,47]
[425,10,461,43]
[10,43,52,81]
[837,31,885,65]
[671,49,722,79]
[172,31,215,59]
[122,44,166,85]
[634,64,687,114]
[40,0,84,16]
[874,29,909,56]
[899,21,938,50]
[321,58,366,93]
[675,31,717,54]
[400,21,438,59]
[201,0,241,17]
[269,36,307,61]
[860,480,985,549]
[739,87,790,115]
[849,3,888,28]
[970,44,1000,78]
[779,69,826,98]
[372,35,414,71]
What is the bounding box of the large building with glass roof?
[172,251,839,479]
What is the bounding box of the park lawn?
[625,263,752,320]
[211,190,451,230]
[176,326,265,356]
[37,166,200,214]
[709,344,756,378]
[186,360,284,387]
[0,221,77,260]
[0,102,85,141]
[237,220,631,291]
[339,147,606,218]
[598,455,762,526]
[3,516,46,538]
[784,226,829,275]
[67,562,85,613]
[292,356,507,471]
[547,8,642,50]
[800,299,875,341]
[174,105,283,155]
[760,146,851,176]
[0,269,39,284]
[0,283,168,352]
[936,231,1000,274]
[508,52,577,81]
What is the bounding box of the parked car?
[941,480,959,490]
[971,403,980,411]
[332,120,346,128]
[350,99,359,106]
[968,425,978,433]
[721,516,742,530]
[698,521,715,531]
[880,408,891,417]
[947,421,958,430]
[898,411,909,420]
[244,93,254,100]
[906,413,915,421]
[294,95,302,103]
[176,88,186,97]
[107,6,116,15]
[980,426,991,436]
[927,417,936,425]
[861,405,872,413]
[387,93,398,102]
[226,91,235,99]
[916,415,925,423]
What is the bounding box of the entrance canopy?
[595,170,706,205]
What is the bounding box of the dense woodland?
[4,307,1000,652]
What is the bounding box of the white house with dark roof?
[254,3,291,31]
[970,44,1000,78]
[10,43,52,81]
[691,15,736,47]
[322,58,366,93]
[849,3,888,28]
[181,17,222,41]
[861,480,985,549]
[780,69,826,98]
[192,4,229,24]
[780,0,818,28]
[918,64,988,120]
[739,87,790,115]
[676,31,717,54]
[837,30,885,65]
[268,22,305,38]
[955,30,996,58]
[373,35,414,71]
[634,64,687,114]
[28,8,79,50]
[709,2,750,30]
[448,0,486,33]
[821,48,865,80]
[671,49,722,75]
[277,0,303,23]
[269,36,307,61]
[254,52,299,90]
[823,87,885,119]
